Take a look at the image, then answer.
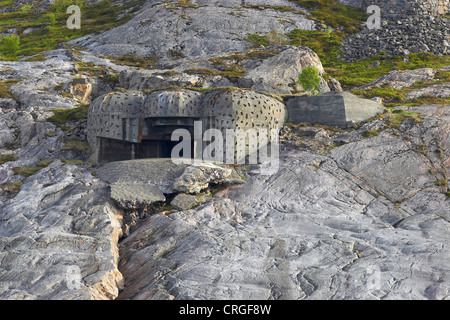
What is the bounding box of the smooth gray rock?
[110,182,166,209]
[0,161,124,300]
[70,1,315,60]
[286,92,384,127]
[170,193,199,211]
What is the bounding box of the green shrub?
[20,4,34,14]
[0,35,20,57]
[298,66,322,95]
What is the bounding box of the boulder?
[241,46,329,95]
[0,98,18,109]
[110,182,166,210]
[172,162,245,194]
[170,193,199,211]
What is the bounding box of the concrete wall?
[285,92,384,128]
[202,89,287,162]
[87,91,145,162]
[141,89,203,118]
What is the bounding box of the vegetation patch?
[242,4,307,15]
[61,140,91,153]
[298,66,322,95]
[0,79,20,99]
[289,0,367,34]
[12,166,42,177]
[47,104,89,130]
[362,130,379,138]
[100,54,160,70]
[61,159,92,166]
[382,109,423,128]
[246,30,289,47]
[186,67,246,80]
[0,0,148,59]
[0,180,24,196]
[0,154,19,165]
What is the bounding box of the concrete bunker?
[87,89,383,164]
[87,88,288,164]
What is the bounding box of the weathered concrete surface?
[117,105,450,300]
[286,92,384,127]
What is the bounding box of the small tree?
[0,35,20,57]
[298,66,322,95]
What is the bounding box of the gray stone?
[69,1,315,60]
[97,159,189,194]
[286,92,384,127]
[0,98,18,109]
[170,193,199,211]
[241,46,327,95]
[172,162,245,194]
[0,161,124,300]
[110,182,166,209]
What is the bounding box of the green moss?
[0,0,148,58]
[61,140,91,153]
[362,130,379,138]
[47,104,90,129]
[242,4,307,14]
[101,54,160,69]
[0,154,19,165]
[436,178,448,186]
[0,181,23,193]
[383,109,423,128]
[101,73,120,84]
[186,67,246,80]
[36,159,54,168]
[289,0,367,33]
[246,30,289,48]
[12,166,41,177]
[0,79,20,99]
[76,61,107,76]
[61,159,92,166]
